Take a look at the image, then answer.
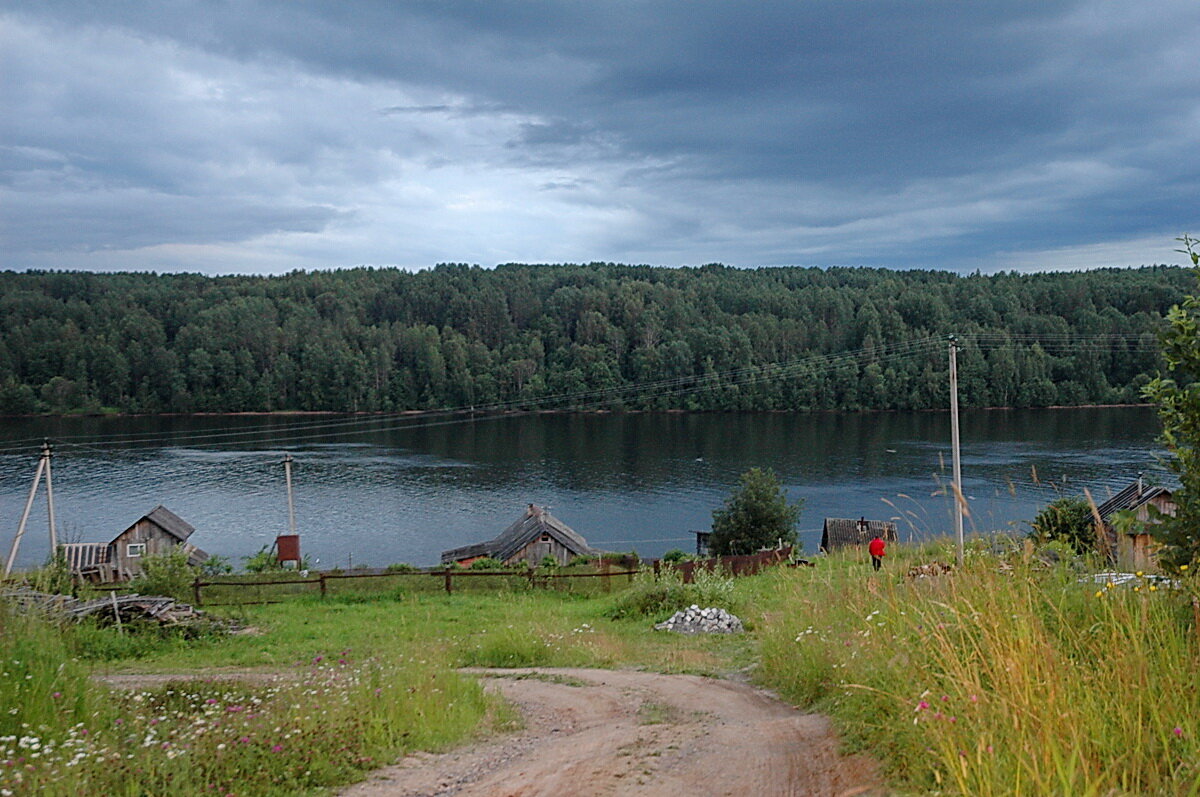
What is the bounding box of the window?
[540,534,551,542]
[126,543,146,558]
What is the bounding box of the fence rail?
[190,566,643,606]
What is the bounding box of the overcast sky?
[2,1,1198,275]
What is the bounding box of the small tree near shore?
[709,467,802,556]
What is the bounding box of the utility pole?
[43,440,57,552]
[948,336,964,567]
[4,442,56,578]
[283,453,297,535]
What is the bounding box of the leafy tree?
[709,467,802,555]
[1028,496,1096,553]
[1143,236,1200,571]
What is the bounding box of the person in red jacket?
[868,534,886,571]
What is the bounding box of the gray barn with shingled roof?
[820,518,898,553]
[441,504,601,567]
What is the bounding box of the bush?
[662,548,691,563]
[604,566,736,620]
[1029,496,1097,553]
[469,557,504,570]
[385,562,419,573]
[129,549,194,601]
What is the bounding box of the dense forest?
[0,264,1192,415]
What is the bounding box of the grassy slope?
[12,542,1200,794]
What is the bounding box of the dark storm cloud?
[1,0,1198,272]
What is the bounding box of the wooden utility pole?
[283,453,297,535]
[4,442,56,578]
[44,440,57,552]
[948,336,964,568]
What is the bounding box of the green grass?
[755,541,1200,794]
[0,604,505,796]
[16,539,1200,794]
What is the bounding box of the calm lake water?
[0,408,1169,570]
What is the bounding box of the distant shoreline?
[0,403,1156,420]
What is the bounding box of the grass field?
[7,542,1200,794]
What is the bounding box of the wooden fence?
[191,566,641,606]
[190,548,795,606]
[668,547,794,583]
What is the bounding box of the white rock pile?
[654,605,744,635]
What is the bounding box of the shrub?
[1029,496,1097,553]
[129,549,194,601]
[662,548,691,563]
[469,557,504,570]
[385,562,419,573]
[604,565,736,620]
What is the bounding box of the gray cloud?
[1,0,1198,273]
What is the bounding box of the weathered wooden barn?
[441,504,600,567]
[1095,479,1176,570]
[61,505,208,583]
[819,517,898,553]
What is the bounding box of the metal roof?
[1094,482,1172,523]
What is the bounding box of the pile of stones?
[654,604,744,635]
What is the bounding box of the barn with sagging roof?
[441,504,601,567]
[61,505,208,583]
[820,517,898,553]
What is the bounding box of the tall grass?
[0,603,500,796]
[757,546,1200,794]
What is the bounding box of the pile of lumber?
[1,587,226,630]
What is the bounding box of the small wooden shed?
[441,504,600,567]
[62,505,208,582]
[1095,479,1176,570]
[820,518,898,553]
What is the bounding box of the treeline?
[0,263,1191,415]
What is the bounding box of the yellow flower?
[1150,585,1158,592]
[1134,586,1141,592]
[1094,591,1103,598]
[1181,565,1190,572]
[1136,571,1144,577]
[1106,582,1115,589]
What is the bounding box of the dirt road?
[341,668,883,797]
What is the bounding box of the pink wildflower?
[916,700,929,711]
[272,744,284,753]
[1174,727,1184,738]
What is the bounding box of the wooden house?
[1095,479,1176,570]
[441,504,600,567]
[820,517,898,553]
[61,505,208,583]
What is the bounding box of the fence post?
[192,577,202,607]
[602,560,611,593]
[653,559,660,581]
[319,573,327,599]
[444,569,453,594]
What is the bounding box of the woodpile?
[906,562,953,579]
[1,587,232,631]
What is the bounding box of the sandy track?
[341,668,884,797]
